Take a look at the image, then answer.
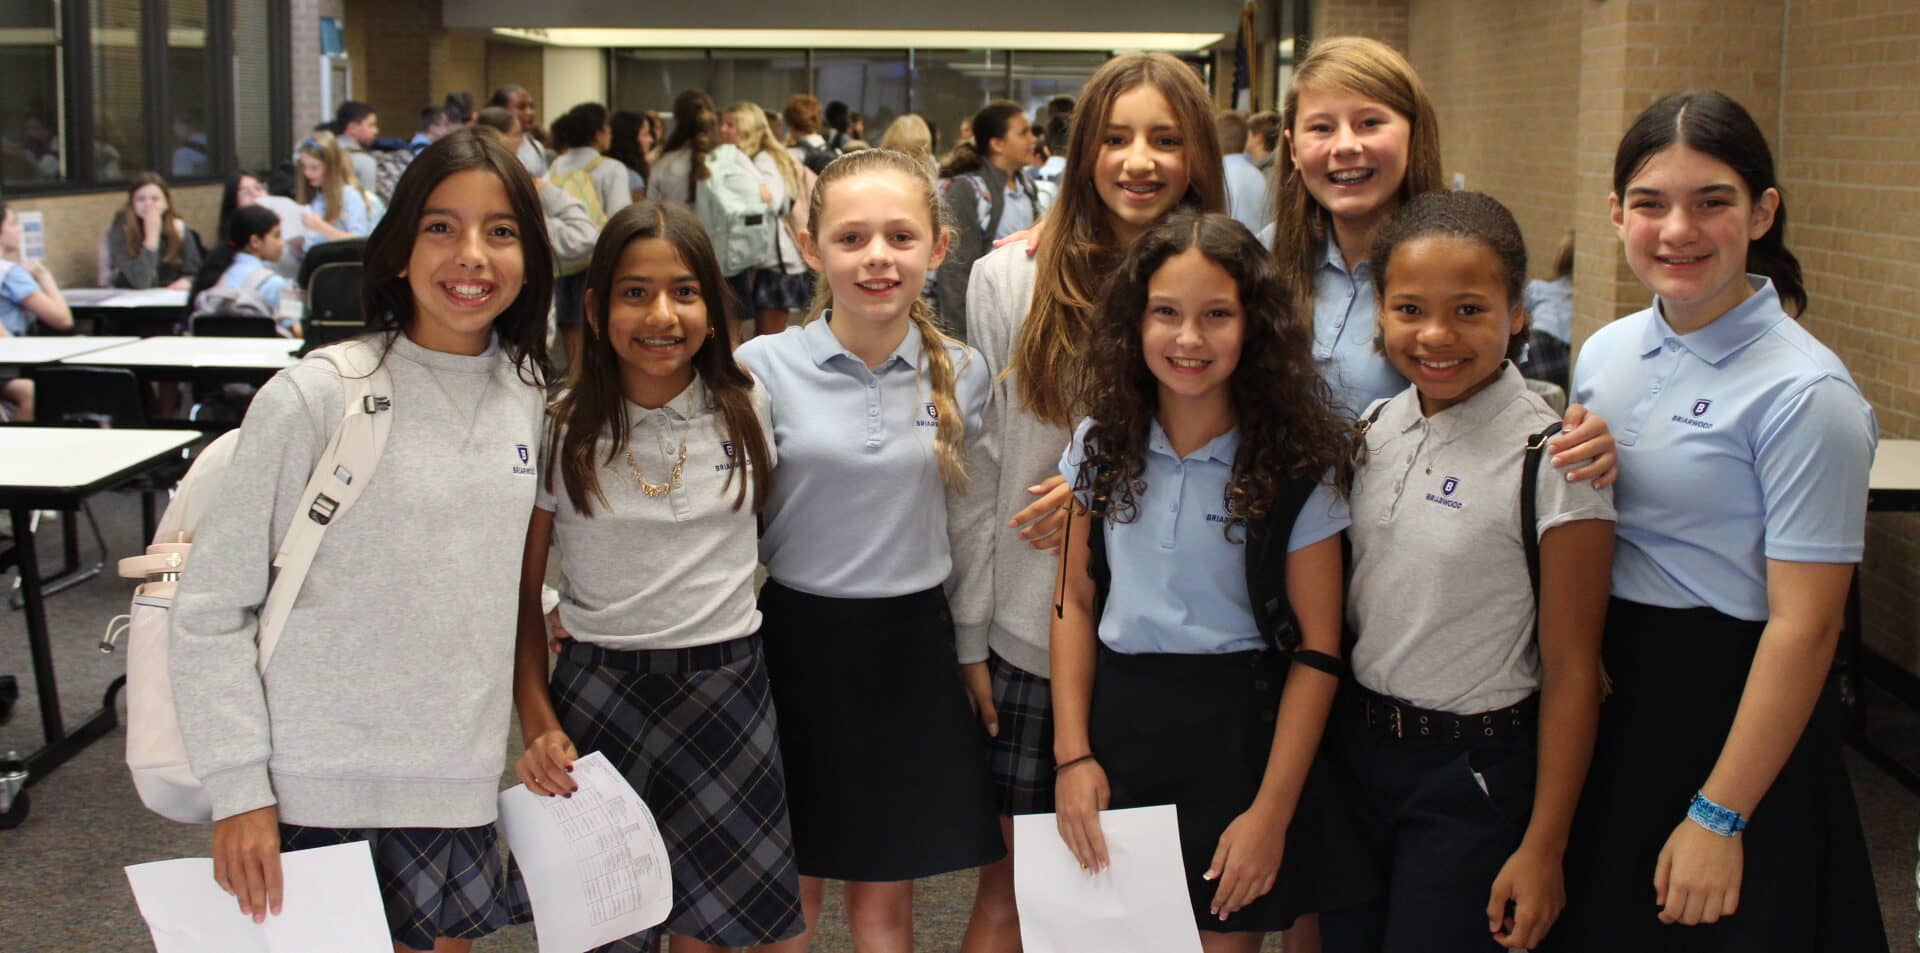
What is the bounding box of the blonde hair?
[878,114,936,177]
[803,149,971,489]
[1011,52,1226,426]
[1270,36,1442,315]
[296,132,355,225]
[725,102,804,202]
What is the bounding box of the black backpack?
[800,141,838,175]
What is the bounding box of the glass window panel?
[910,50,1002,158]
[1009,51,1109,118]
[90,0,145,179]
[231,0,272,172]
[0,1,66,187]
[813,50,907,143]
[709,50,808,122]
[166,0,215,179]
[611,49,710,120]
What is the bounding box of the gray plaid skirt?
[986,651,1056,816]
[277,822,530,951]
[550,634,805,949]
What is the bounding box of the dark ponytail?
[1613,90,1806,316]
[187,204,280,316]
[938,100,1024,179]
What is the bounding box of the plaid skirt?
[278,822,530,951]
[986,651,1056,816]
[550,634,805,948]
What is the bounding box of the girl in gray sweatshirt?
[169,129,555,953]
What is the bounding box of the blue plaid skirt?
[549,634,804,949]
[278,822,530,950]
[986,651,1055,816]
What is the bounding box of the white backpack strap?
[241,266,277,293]
[253,339,393,673]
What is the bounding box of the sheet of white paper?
[109,287,191,307]
[1013,805,1204,953]
[500,749,674,953]
[124,841,391,953]
[257,195,307,242]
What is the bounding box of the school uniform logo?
[510,443,536,476]
[1207,483,1234,525]
[516,444,530,464]
[1672,397,1715,430]
[1425,476,1464,510]
[917,402,939,428]
[722,440,735,458]
[714,439,749,472]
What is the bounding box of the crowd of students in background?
[0,38,1892,953]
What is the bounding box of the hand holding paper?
[125,841,391,953]
[1014,805,1204,953]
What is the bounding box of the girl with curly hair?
[1051,208,1376,952]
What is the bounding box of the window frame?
[0,0,291,198]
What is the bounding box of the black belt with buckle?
[1353,684,1537,744]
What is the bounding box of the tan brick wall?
[430,30,492,109]
[1408,0,1581,284]
[13,185,222,288]
[1779,1,1920,671]
[1313,0,1410,51]
[487,40,548,130]
[291,0,348,136]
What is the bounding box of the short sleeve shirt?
[1059,418,1351,655]
[1573,277,1876,621]
[535,374,775,649]
[1309,237,1408,419]
[737,316,992,599]
[1347,364,1615,712]
[0,260,41,336]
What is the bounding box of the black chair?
[11,367,151,606]
[301,261,365,353]
[297,238,366,290]
[189,313,282,338]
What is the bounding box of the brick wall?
[1779,1,1920,671]
[14,185,222,288]
[1313,0,1410,51]
[290,0,347,136]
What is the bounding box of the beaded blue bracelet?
[1687,791,1747,837]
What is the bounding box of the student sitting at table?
[186,204,296,336]
[107,172,203,290]
[296,132,374,248]
[0,198,75,422]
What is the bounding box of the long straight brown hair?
[546,200,772,515]
[1268,37,1443,316]
[118,173,187,266]
[1009,53,1226,427]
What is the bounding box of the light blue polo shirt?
[219,252,288,316]
[0,260,41,336]
[737,315,992,599]
[1059,418,1350,655]
[1223,153,1270,236]
[306,187,370,247]
[1572,276,1877,622]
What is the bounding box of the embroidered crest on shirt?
[1673,397,1715,430]
[511,443,535,476]
[714,439,751,472]
[917,402,939,428]
[1425,476,1464,510]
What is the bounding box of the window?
[709,50,808,117]
[611,49,712,118]
[0,0,287,195]
[912,50,1004,157]
[813,51,908,141]
[1009,52,1109,118]
[0,2,65,186]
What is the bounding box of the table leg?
[11,505,121,786]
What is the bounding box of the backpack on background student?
[369,148,415,205]
[548,156,613,277]
[694,144,775,277]
[107,339,393,823]
[188,266,277,320]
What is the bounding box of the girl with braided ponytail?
[735,148,1003,953]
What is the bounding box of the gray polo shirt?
[536,373,775,650]
[1347,363,1614,713]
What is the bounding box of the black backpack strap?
[1522,421,1563,599]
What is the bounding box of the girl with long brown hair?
[295,132,372,246]
[108,172,202,289]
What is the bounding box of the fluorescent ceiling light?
[492,28,1224,52]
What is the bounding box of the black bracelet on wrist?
[1054,753,1098,775]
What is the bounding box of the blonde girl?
[723,102,815,337]
[296,131,372,246]
[879,114,938,178]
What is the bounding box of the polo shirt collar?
[1640,275,1788,365]
[1320,233,1367,279]
[1147,417,1239,465]
[627,372,709,425]
[801,312,923,372]
[1382,360,1529,437]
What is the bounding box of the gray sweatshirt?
[949,243,1073,677]
[169,333,546,827]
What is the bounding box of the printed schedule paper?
[499,749,673,953]
[124,841,390,952]
[1012,805,1204,953]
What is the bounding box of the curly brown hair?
[1075,209,1355,539]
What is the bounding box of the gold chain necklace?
[625,440,687,497]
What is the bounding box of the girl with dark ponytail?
[1548,90,1886,952]
[933,100,1039,339]
[186,204,290,329]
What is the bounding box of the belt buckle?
[1389,703,1404,739]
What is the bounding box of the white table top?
[63,335,301,370]
[1870,438,1920,495]
[63,288,190,308]
[0,336,138,365]
[0,428,197,492]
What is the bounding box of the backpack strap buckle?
[308,493,340,525]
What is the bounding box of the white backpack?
[189,266,277,319]
[693,144,776,277]
[109,339,393,823]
